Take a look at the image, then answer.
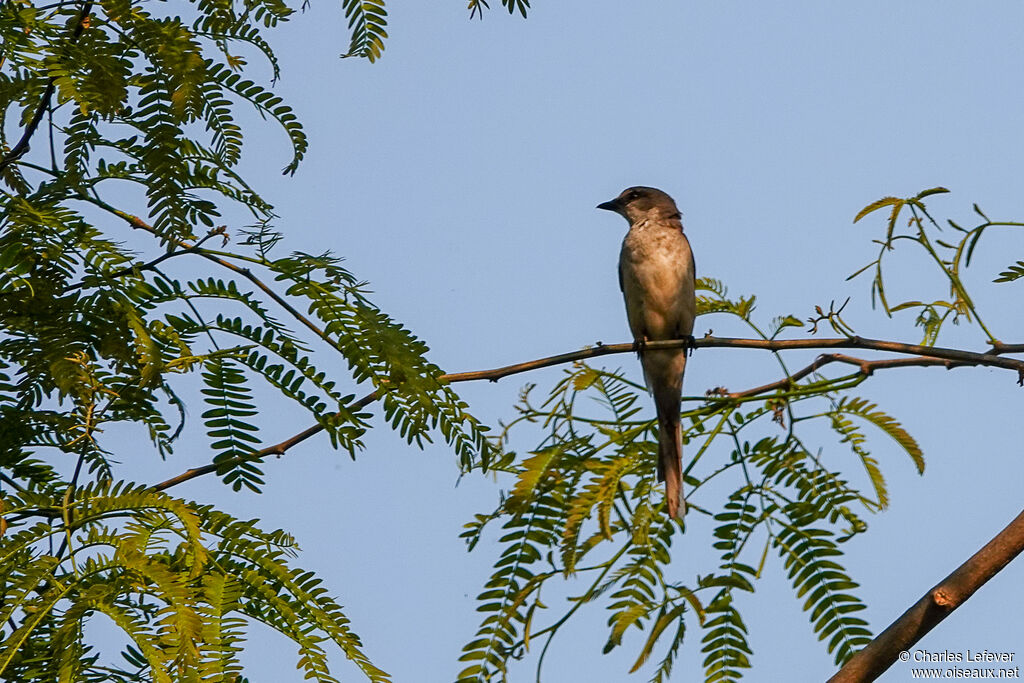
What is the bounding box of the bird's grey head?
[597,186,681,225]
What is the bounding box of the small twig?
[0,1,93,173]
[53,453,87,564]
[828,506,1024,682]
[0,471,27,493]
[47,103,57,171]
[0,83,56,174]
[61,246,198,293]
[807,298,855,336]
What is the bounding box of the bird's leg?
[681,334,697,357]
[632,334,649,358]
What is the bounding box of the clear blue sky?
[129,2,1024,680]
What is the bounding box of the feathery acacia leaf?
[459,314,924,679]
[341,1,389,62]
[0,0,484,678]
[994,261,1024,283]
[833,397,925,475]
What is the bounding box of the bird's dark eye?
[626,190,641,201]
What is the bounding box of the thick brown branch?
[828,506,1024,682]
[0,2,93,173]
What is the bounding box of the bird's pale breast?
[619,220,696,341]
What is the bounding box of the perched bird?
[597,187,696,519]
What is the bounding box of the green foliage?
[850,188,1024,346]
[3,0,1019,676]
[700,588,751,682]
[457,267,948,681]
[1,0,491,679]
[341,1,388,62]
[456,331,880,679]
[994,260,1024,283]
[0,482,388,682]
[456,188,1024,680]
[202,357,262,491]
[457,360,898,680]
[468,0,531,20]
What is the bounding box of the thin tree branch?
[828,506,1024,682]
[152,335,1024,492]
[0,83,56,174]
[79,193,342,353]
[152,389,379,491]
[440,335,1024,383]
[0,471,26,493]
[60,246,199,293]
[0,1,93,173]
[990,342,1024,355]
[726,353,976,399]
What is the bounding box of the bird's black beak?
[596,199,621,212]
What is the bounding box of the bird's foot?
[632,336,648,357]
[681,334,696,357]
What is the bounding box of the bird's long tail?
[645,349,687,519]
